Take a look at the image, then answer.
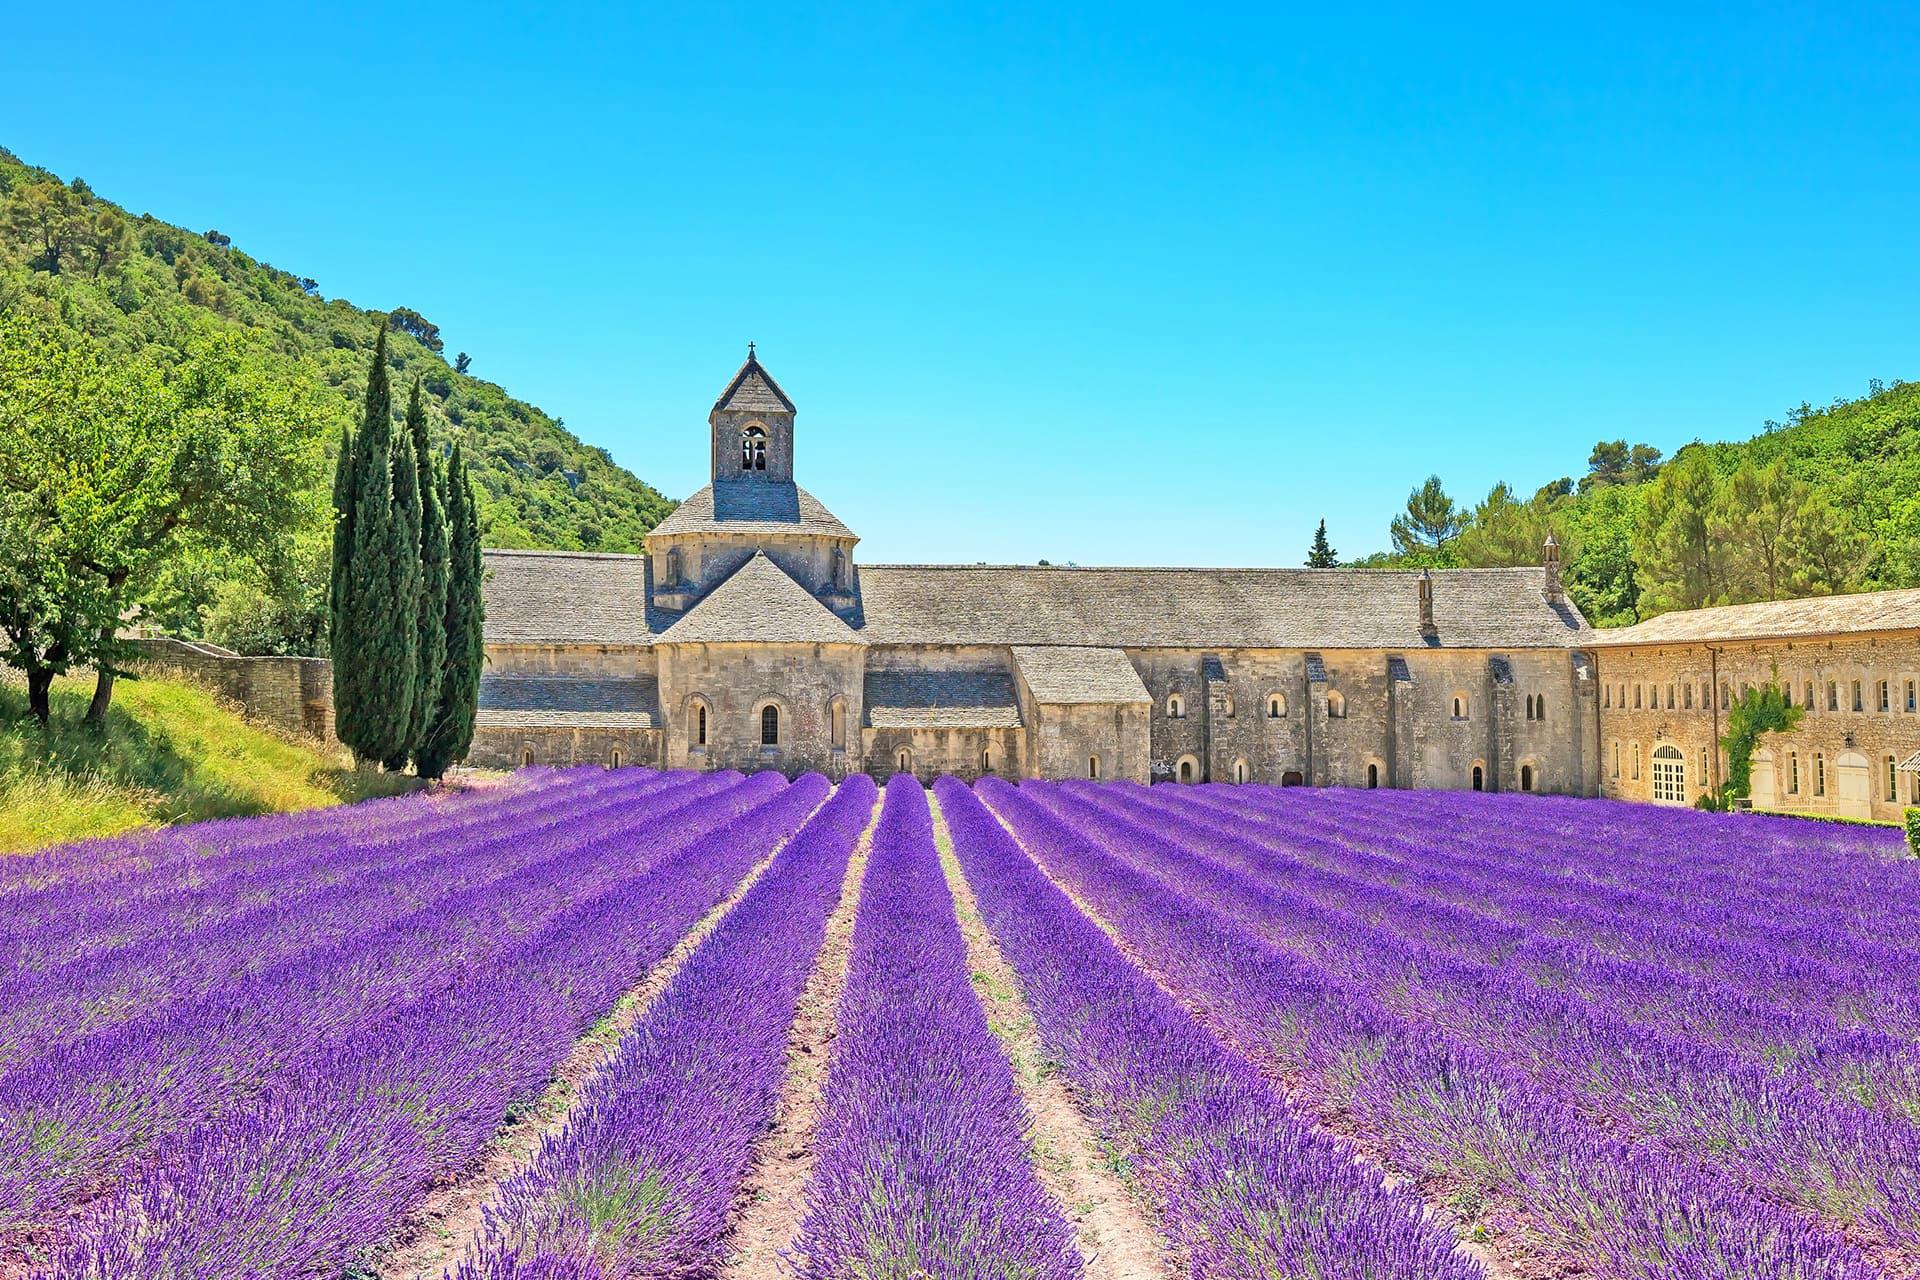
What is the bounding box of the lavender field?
[1,767,1915,1280]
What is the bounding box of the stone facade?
[1588,600,1920,819]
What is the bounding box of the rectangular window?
[1634,685,1643,709]
[1611,741,1621,779]
[1888,755,1899,802]
[1805,682,1815,711]
[1666,684,1676,710]
[1683,683,1694,709]
[1853,680,1864,712]
[1700,747,1709,786]
[1789,751,1799,794]
[1722,683,1731,710]
[1816,754,1826,796]
[1878,680,1891,713]
[1828,682,1838,711]
[1631,744,1641,781]
[1909,680,1917,713]
[1604,685,1612,709]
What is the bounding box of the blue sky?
[4,3,1917,563]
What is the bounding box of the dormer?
[710,343,796,484]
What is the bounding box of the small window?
[1233,758,1249,784]
[1634,685,1643,709]
[1888,755,1899,802]
[1087,754,1100,780]
[1803,682,1814,711]
[1326,690,1346,718]
[896,747,913,774]
[1168,693,1185,719]
[1878,680,1890,713]
[1852,680,1864,713]
[1221,693,1235,718]
[1789,751,1799,794]
[609,747,623,768]
[1177,756,1197,783]
[1666,684,1676,710]
[1683,683,1694,709]
[981,746,996,775]
[1722,683,1731,710]
[1828,682,1838,711]
[1267,693,1287,718]
[740,424,768,471]
[1604,685,1612,709]
[1366,762,1379,789]
[830,698,847,749]
[1631,743,1642,781]
[519,746,535,768]
[1699,747,1707,784]
[1815,753,1827,796]
[1908,680,1917,713]
[695,704,708,747]
[761,704,780,746]
[1611,740,1621,779]
[1520,764,1534,792]
[1452,694,1468,720]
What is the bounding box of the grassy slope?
[0,146,675,556]
[0,674,413,855]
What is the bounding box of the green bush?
[1906,807,1920,857]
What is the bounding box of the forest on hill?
[1345,376,1920,627]
[0,147,673,655]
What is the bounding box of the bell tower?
[710,343,796,485]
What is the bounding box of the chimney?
[1543,532,1564,605]
[1418,570,1437,640]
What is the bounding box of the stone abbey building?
[470,352,1920,817]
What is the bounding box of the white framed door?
[1652,745,1686,804]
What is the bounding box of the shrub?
[1906,807,1920,858]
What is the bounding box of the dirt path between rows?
[718,799,881,1280]
[931,799,1171,1280]
[974,791,1516,1280]
[375,794,831,1280]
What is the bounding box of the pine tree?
[404,380,449,768]
[1306,519,1339,568]
[378,425,423,770]
[418,442,486,779]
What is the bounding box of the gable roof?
[852,565,1587,650]
[656,552,865,646]
[1012,646,1152,704]
[1586,588,1920,647]
[712,351,795,415]
[481,549,656,646]
[648,482,856,540]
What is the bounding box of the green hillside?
[1358,377,1920,627]
[0,146,673,653]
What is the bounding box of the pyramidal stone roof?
[649,482,855,540]
[656,551,865,645]
[712,350,795,415]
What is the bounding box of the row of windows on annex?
[1159,753,1545,793]
[1606,676,1920,716]
[1162,690,1552,723]
[1765,747,1919,804]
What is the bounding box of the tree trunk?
[85,668,115,728]
[26,668,53,725]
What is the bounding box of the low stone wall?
[127,636,336,744]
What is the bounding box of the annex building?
[471,352,1920,816]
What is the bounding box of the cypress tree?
[336,327,396,760]
[378,425,423,770]
[418,441,485,779]
[404,380,449,768]
[327,423,355,714]
[1306,518,1339,568]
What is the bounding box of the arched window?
[694,702,709,747]
[1451,693,1468,720]
[1604,685,1612,709]
[1326,690,1346,719]
[1167,693,1185,719]
[1366,762,1379,789]
[1267,693,1286,718]
[896,747,913,774]
[519,746,535,767]
[609,747,623,768]
[1088,754,1100,780]
[1471,764,1485,791]
[1683,684,1694,709]
[1177,755,1198,783]
[832,545,849,589]
[740,424,767,471]
[1520,763,1535,792]
[1610,740,1620,778]
[1221,694,1235,718]
[761,704,780,746]
[664,545,683,584]
[1233,758,1249,784]
[1633,685,1642,709]
[829,697,847,749]
[1534,695,1546,723]
[981,746,996,775]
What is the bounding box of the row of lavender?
[984,778,1918,1278]
[0,768,827,1277]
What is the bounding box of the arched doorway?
[1519,762,1534,792]
[1176,755,1199,784]
[1470,764,1484,792]
[1280,770,1304,787]
[1652,744,1685,804]
[1365,762,1380,789]
[1232,758,1249,784]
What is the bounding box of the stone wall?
[861,726,1023,782]
[655,640,866,776]
[1594,632,1920,820]
[468,724,661,770]
[127,637,335,743]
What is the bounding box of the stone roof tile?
[1011,646,1152,705]
[648,482,855,540]
[656,552,865,645]
[712,352,795,414]
[863,668,1022,729]
[481,550,657,646]
[1586,588,1920,647]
